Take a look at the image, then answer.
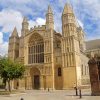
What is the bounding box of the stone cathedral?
[8,3,90,90]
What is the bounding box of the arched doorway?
[30,67,40,89]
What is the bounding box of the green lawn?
[0,91,10,95]
[0,90,25,95]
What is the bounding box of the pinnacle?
[11,27,19,37]
[62,3,73,14]
[47,5,53,14]
[23,16,28,23]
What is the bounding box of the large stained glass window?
[28,33,44,64]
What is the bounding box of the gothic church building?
[8,3,89,90]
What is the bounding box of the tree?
[0,58,25,92]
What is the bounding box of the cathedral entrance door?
[30,67,40,89]
[34,75,40,89]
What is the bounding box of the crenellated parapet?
[30,25,46,32]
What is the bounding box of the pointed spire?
[62,3,73,14]
[21,16,29,36]
[11,27,19,37]
[47,5,53,14]
[23,16,28,23]
[46,5,54,30]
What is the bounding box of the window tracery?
[28,33,44,64]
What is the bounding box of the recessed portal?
[30,67,40,90]
[34,75,40,89]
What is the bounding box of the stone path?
[0,89,100,100]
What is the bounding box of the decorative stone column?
[88,58,100,95]
[26,76,32,90]
[40,75,44,90]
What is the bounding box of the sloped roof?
[86,39,100,50]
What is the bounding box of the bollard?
[74,87,78,96]
[20,98,24,100]
[76,87,78,96]
[79,89,82,99]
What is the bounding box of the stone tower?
[46,5,54,30]
[19,17,29,63]
[62,3,81,89]
[44,5,55,89]
[21,17,29,36]
[8,27,19,60]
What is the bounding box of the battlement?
[30,25,46,31]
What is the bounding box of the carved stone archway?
[30,67,40,89]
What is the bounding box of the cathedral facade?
[8,3,90,90]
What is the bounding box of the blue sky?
[0,0,100,56]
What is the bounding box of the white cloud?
[0,32,3,44]
[71,0,100,40]
[77,19,84,29]
[0,0,48,17]
[29,18,45,28]
[0,8,46,36]
[0,9,23,35]
[0,32,8,56]
[80,0,100,20]
[36,18,45,25]
[0,42,8,56]
[0,9,23,56]
[0,0,31,4]
[9,0,31,4]
[0,8,46,56]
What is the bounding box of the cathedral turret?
[21,17,29,36]
[62,3,81,89]
[62,3,76,37]
[44,5,55,89]
[62,3,73,14]
[46,5,54,30]
[8,27,19,60]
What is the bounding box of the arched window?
[28,33,44,64]
[58,67,62,76]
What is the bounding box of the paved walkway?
[0,89,100,100]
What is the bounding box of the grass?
[0,91,10,95]
[0,90,25,95]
